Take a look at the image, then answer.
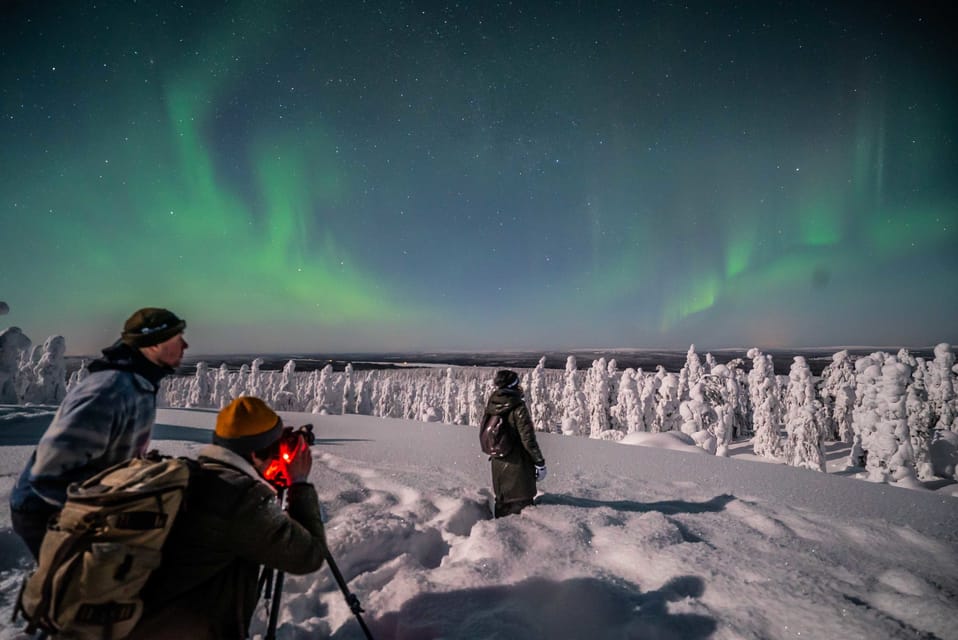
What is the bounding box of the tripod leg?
[324,547,375,639]
[264,570,285,640]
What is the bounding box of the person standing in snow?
[484,369,547,517]
[9,307,188,559]
[130,396,327,639]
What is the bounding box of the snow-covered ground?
[1,406,957,639]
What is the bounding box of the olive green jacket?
[130,445,327,639]
[485,388,545,505]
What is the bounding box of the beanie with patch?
[494,369,519,389]
[213,396,284,455]
[121,307,186,348]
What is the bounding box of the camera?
[263,424,315,488]
[280,423,315,449]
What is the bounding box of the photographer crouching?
[129,396,327,639]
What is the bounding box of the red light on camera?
[262,437,299,487]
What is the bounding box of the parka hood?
[485,387,524,416]
[90,340,172,390]
[197,443,278,494]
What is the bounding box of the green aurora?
[1,1,955,354]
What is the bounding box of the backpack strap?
[75,601,137,624]
[11,574,30,628]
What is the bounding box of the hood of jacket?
[196,443,278,495]
[485,387,525,416]
[90,340,173,390]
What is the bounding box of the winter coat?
[484,388,545,505]
[9,343,168,512]
[130,444,327,640]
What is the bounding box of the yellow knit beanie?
[213,396,283,454]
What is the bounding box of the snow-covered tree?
[466,376,486,427]
[897,348,917,369]
[442,368,457,424]
[560,356,587,435]
[308,364,334,414]
[186,362,211,408]
[783,357,825,471]
[912,357,929,399]
[652,370,682,433]
[709,367,735,456]
[723,359,751,439]
[927,343,956,430]
[678,372,729,455]
[606,358,619,416]
[704,352,717,373]
[356,373,373,415]
[679,381,713,436]
[785,408,825,471]
[679,381,714,451]
[712,404,734,456]
[748,348,781,459]
[341,363,356,414]
[212,363,231,408]
[849,354,883,468]
[373,376,389,418]
[609,369,629,432]
[406,374,426,421]
[248,357,266,399]
[833,381,855,445]
[272,360,298,411]
[229,363,249,399]
[637,369,658,432]
[409,374,429,421]
[528,357,556,432]
[374,376,403,419]
[905,369,935,480]
[15,343,41,401]
[818,350,856,441]
[585,358,611,438]
[21,335,67,404]
[865,358,915,483]
[66,359,89,393]
[677,344,704,403]
[610,368,643,433]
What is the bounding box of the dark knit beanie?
[213,396,284,455]
[121,308,186,348]
[494,369,520,389]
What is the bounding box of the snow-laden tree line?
[2,325,957,483]
[141,344,958,482]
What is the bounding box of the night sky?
[2,1,956,356]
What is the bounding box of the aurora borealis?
[2,1,956,355]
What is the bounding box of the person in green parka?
[484,369,547,517]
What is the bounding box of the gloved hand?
[286,435,313,484]
[534,465,547,481]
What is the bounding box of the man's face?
[142,333,188,368]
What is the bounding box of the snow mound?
[619,430,705,454]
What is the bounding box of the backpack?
[480,412,515,458]
[15,453,193,639]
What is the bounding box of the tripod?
[323,544,375,640]
[262,487,375,640]
[262,486,288,640]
